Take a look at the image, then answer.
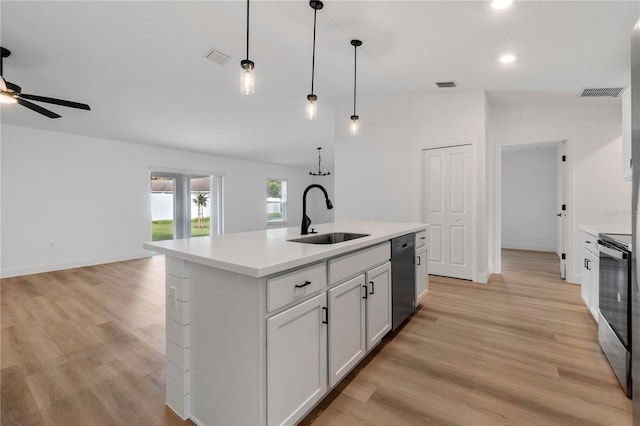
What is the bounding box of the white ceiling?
[1,1,638,170]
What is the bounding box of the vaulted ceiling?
[1,1,637,169]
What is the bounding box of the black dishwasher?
[391,234,416,330]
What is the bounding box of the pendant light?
[240,0,255,95]
[309,147,330,176]
[350,39,362,136]
[307,0,323,120]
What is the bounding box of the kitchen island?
[144,221,427,426]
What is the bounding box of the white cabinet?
[364,262,392,351]
[416,246,428,303]
[580,230,600,322]
[328,275,366,388]
[267,292,328,426]
[623,87,632,180]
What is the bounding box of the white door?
[365,262,392,351]
[266,293,327,426]
[328,274,366,388]
[422,145,473,280]
[557,142,567,279]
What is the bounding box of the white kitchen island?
[144,221,427,426]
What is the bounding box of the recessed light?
[491,0,513,9]
[499,54,517,64]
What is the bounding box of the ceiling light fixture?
[350,39,362,136]
[240,0,255,95]
[307,0,323,120]
[491,0,513,10]
[309,147,330,176]
[499,53,517,64]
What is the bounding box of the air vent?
[204,48,232,66]
[436,81,457,88]
[579,87,624,97]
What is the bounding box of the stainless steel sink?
[288,232,370,245]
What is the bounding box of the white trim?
[502,243,559,252]
[0,251,151,279]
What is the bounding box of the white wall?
[335,90,488,281]
[488,103,630,284]
[0,124,332,277]
[501,147,558,252]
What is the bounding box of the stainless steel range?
[598,232,632,397]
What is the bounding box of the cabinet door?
[581,247,591,308]
[328,275,366,388]
[365,262,392,351]
[588,250,600,322]
[267,293,327,426]
[415,247,428,303]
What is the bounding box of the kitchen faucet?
[301,184,333,235]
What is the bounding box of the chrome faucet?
[301,184,333,235]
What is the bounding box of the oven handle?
[598,242,628,261]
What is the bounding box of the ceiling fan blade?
[0,76,6,92]
[19,93,90,110]
[16,97,61,118]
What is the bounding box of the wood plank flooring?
[301,249,632,425]
[1,249,632,425]
[1,257,193,426]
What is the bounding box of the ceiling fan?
[0,47,91,118]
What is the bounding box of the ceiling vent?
[579,87,624,98]
[204,48,232,66]
[436,81,457,88]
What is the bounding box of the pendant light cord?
[311,7,317,94]
[353,44,357,116]
[245,0,250,60]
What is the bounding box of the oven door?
[599,240,631,348]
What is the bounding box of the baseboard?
[475,271,489,284]
[0,251,152,278]
[502,243,557,253]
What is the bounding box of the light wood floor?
[1,249,632,425]
[301,249,632,425]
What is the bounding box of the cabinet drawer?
[581,230,599,255]
[267,263,327,312]
[415,230,427,249]
[329,243,390,285]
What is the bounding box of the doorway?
[498,141,566,279]
[150,170,223,241]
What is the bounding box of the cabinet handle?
[417,256,421,266]
[369,281,375,295]
[586,259,591,271]
[295,280,312,288]
[362,284,368,299]
[420,237,426,240]
[322,307,328,325]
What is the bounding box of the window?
[267,179,287,223]
[151,170,223,241]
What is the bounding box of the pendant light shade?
[307,0,323,120]
[350,39,362,136]
[309,147,330,176]
[240,0,255,95]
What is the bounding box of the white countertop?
[144,221,428,278]
[578,224,631,237]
